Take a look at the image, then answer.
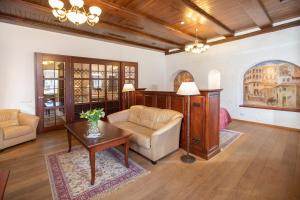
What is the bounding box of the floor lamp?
[122,83,135,109]
[176,82,200,163]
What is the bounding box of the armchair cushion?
[0,109,19,126]
[0,120,19,128]
[3,125,33,139]
[113,121,154,149]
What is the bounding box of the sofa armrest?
[18,113,39,130]
[150,118,183,161]
[107,109,130,124]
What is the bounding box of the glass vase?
[88,120,100,135]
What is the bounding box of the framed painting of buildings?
[241,60,300,112]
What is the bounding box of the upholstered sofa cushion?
[154,109,183,129]
[128,105,183,130]
[128,105,143,125]
[3,125,33,139]
[0,120,19,128]
[0,109,19,126]
[113,121,154,149]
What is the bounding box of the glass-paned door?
[106,64,120,115]
[121,62,138,109]
[36,54,69,132]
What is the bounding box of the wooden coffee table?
[65,121,132,185]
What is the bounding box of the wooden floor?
[0,120,299,200]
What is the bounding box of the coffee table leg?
[124,141,129,168]
[89,149,96,185]
[67,130,72,152]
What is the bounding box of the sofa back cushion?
[0,109,19,128]
[128,105,183,130]
[153,109,183,129]
[128,105,144,125]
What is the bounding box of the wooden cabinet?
[131,89,222,160]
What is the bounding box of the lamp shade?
[176,82,200,96]
[122,83,135,92]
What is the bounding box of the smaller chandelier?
[49,0,102,26]
[185,28,210,54]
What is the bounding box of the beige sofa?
[0,109,39,150]
[107,105,183,163]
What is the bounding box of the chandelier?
[48,0,102,26]
[185,28,210,54]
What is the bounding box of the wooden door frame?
[35,53,71,133]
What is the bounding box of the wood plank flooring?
[0,120,299,200]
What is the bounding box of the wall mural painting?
[174,71,194,91]
[243,60,300,110]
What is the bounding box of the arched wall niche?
[243,60,300,111]
[173,70,194,92]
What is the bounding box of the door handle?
[38,96,44,99]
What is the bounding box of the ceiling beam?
[16,0,182,47]
[86,0,204,41]
[181,0,234,36]
[239,0,273,27]
[166,20,300,55]
[0,12,167,52]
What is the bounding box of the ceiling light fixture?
[48,0,102,26]
[185,28,210,54]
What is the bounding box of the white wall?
[0,22,167,114]
[166,26,300,129]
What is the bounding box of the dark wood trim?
[181,0,234,35]
[0,12,167,52]
[239,104,300,112]
[16,0,182,47]
[232,118,300,132]
[239,0,273,27]
[166,20,300,55]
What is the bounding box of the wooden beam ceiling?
[239,0,273,27]
[0,0,299,55]
[181,0,235,36]
[86,0,204,41]
[0,12,167,52]
[166,19,300,55]
[16,0,183,47]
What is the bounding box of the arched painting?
[174,71,194,91]
[243,60,300,110]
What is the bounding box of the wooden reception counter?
[127,89,222,160]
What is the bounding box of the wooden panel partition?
[130,89,222,160]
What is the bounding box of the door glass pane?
[42,60,65,128]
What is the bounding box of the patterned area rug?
[45,147,150,200]
[220,129,242,150]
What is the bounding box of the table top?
[0,170,9,200]
[65,121,131,149]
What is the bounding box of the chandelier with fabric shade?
[185,28,210,54]
[48,0,102,26]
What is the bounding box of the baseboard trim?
[232,118,300,132]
